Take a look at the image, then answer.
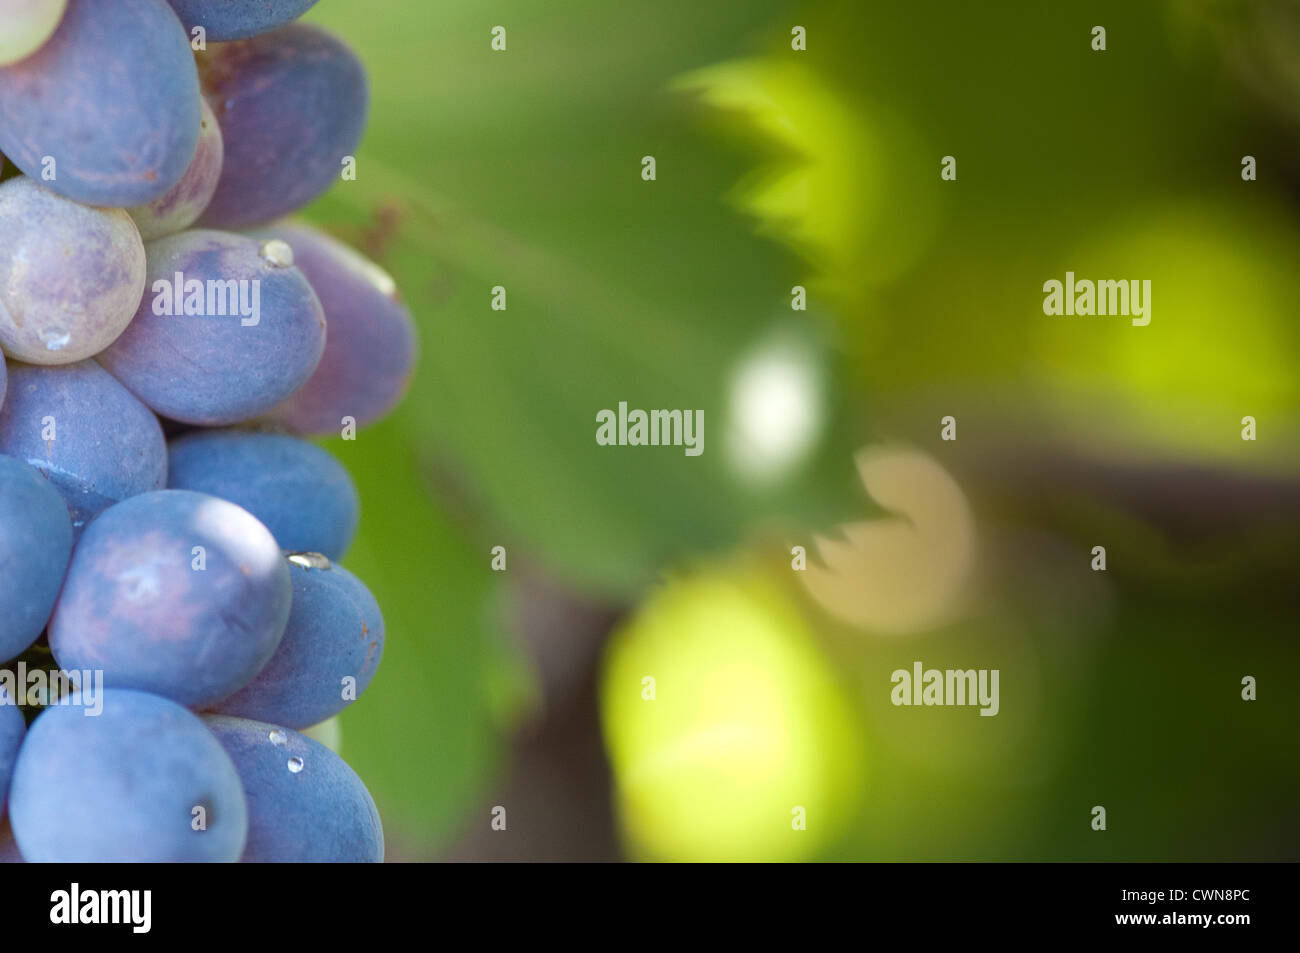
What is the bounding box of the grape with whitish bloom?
[0,0,67,66]
[0,454,73,662]
[8,690,247,862]
[127,98,225,242]
[49,490,292,709]
[167,429,359,560]
[97,230,325,426]
[0,0,200,206]
[0,359,167,537]
[203,715,383,863]
[211,554,384,730]
[0,0,413,866]
[0,177,146,364]
[198,23,368,229]
[166,0,319,42]
[252,223,417,435]
[0,685,24,822]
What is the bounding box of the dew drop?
[259,239,294,268]
[268,730,287,746]
[287,552,332,571]
[41,328,71,351]
[287,757,304,774]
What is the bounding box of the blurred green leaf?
[306,0,856,599]
[298,0,864,855]
[314,419,502,856]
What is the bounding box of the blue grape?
[203,715,384,862]
[127,98,225,242]
[0,684,19,863]
[0,0,201,207]
[212,555,384,729]
[0,359,167,536]
[0,0,67,66]
[96,230,326,426]
[166,0,318,41]
[49,490,291,709]
[198,24,368,229]
[0,684,23,822]
[0,454,73,662]
[9,689,247,862]
[253,223,417,436]
[0,177,147,364]
[167,429,359,560]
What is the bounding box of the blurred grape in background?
[303,0,1298,860]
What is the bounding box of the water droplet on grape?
[287,757,304,774]
[286,552,332,571]
[41,328,71,350]
[259,239,295,268]
[268,729,287,746]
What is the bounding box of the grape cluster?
[0,0,416,862]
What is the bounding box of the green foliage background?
[296,0,1299,859]
[297,0,858,855]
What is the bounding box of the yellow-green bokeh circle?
[600,567,863,862]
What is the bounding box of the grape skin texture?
[96,229,326,426]
[255,223,417,435]
[9,690,247,862]
[167,429,359,560]
[203,715,384,863]
[127,98,225,242]
[50,490,291,709]
[0,359,167,537]
[0,0,401,866]
[0,454,73,662]
[0,0,200,206]
[166,0,319,42]
[0,177,147,364]
[212,559,385,730]
[0,686,24,821]
[198,23,368,229]
[0,0,67,66]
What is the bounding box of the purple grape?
[49,490,291,709]
[167,429,359,560]
[96,230,326,426]
[0,359,167,536]
[197,23,368,229]
[0,453,73,662]
[0,684,23,822]
[9,689,248,862]
[212,555,384,729]
[252,223,416,435]
[127,98,225,242]
[166,0,319,42]
[203,715,384,862]
[0,177,146,364]
[0,0,201,207]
